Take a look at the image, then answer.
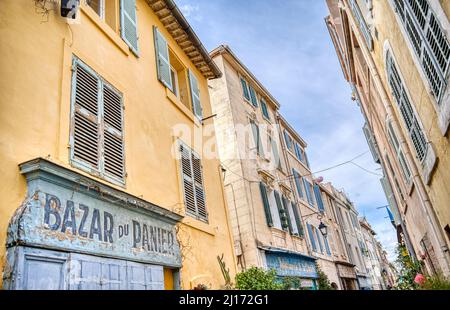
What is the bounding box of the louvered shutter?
[180,144,196,216]
[283,130,292,150]
[240,78,250,101]
[72,60,101,171]
[307,223,317,251]
[153,27,172,89]
[188,70,202,119]
[291,202,304,237]
[102,83,124,181]
[294,143,303,161]
[250,121,263,156]
[248,85,258,107]
[274,191,288,231]
[315,227,324,254]
[120,0,139,55]
[281,196,293,234]
[259,182,273,227]
[271,137,281,168]
[292,169,303,198]
[303,178,314,206]
[314,184,324,212]
[324,236,331,255]
[191,152,207,220]
[260,98,270,119]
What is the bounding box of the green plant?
[418,274,450,290]
[235,267,283,290]
[217,254,234,289]
[316,263,334,290]
[393,244,423,290]
[281,276,302,290]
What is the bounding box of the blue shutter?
[271,137,281,169]
[120,0,139,55]
[274,191,288,231]
[307,224,317,252]
[284,130,292,150]
[291,202,304,237]
[324,236,331,255]
[292,169,303,198]
[188,69,202,119]
[304,151,310,168]
[303,178,314,206]
[153,27,172,89]
[250,121,263,156]
[248,85,258,107]
[314,184,324,212]
[259,182,273,227]
[315,227,324,254]
[260,98,270,119]
[294,143,303,161]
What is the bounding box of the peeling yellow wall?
[0,0,236,289]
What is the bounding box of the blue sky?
[175,0,398,261]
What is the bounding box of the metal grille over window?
[387,52,428,162]
[71,58,125,184]
[180,144,208,222]
[393,0,450,103]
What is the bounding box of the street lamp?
[318,221,328,238]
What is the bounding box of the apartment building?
[0,0,237,289]
[359,217,385,290]
[325,0,450,276]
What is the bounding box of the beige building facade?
[325,0,450,276]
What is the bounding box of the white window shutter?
[72,60,101,170]
[188,69,202,119]
[191,152,207,220]
[102,83,125,181]
[153,27,173,89]
[120,0,139,55]
[180,144,196,215]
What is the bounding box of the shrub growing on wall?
[235,267,283,290]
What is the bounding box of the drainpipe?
[343,0,450,273]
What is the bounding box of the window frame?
[87,0,106,20]
[70,56,126,187]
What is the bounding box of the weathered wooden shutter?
[72,59,101,171]
[314,227,324,254]
[240,77,250,101]
[307,223,317,251]
[153,27,172,89]
[324,236,331,255]
[120,0,139,55]
[274,191,288,231]
[303,178,314,206]
[188,69,202,119]
[180,144,196,215]
[248,85,258,107]
[259,182,273,227]
[191,152,207,220]
[313,184,324,212]
[260,98,270,119]
[291,202,304,237]
[271,137,281,168]
[281,196,293,234]
[102,83,124,181]
[283,130,292,150]
[292,169,303,199]
[294,143,303,161]
[250,121,263,156]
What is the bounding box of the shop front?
[3,158,182,290]
[357,274,372,290]
[264,249,318,290]
[336,261,358,290]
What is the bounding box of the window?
[386,51,428,162]
[274,191,289,231]
[387,120,412,183]
[240,77,251,101]
[302,178,315,207]
[281,196,294,233]
[307,223,317,252]
[292,169,304,199]
[294,142,303,162]
[120,0,139,55]
[349,0,373,50]
[260,98,270,120]
[313,184,325,212]
[363,123,381,164]
[259,182,273,227]
[269,136,282,169]
[179,143,207,222]
[324,235,331,255]
[392,0,450,104]
[250,120,264,156]
[87,0,105,19]
[283,130,293,152]
[291,202,304,237]
[154,27,202,119]
[248,85,259,107]
[71,57,125,185]
[314,226,324,254]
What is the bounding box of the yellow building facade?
[325,0,450,275]
[0,0,236,289]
